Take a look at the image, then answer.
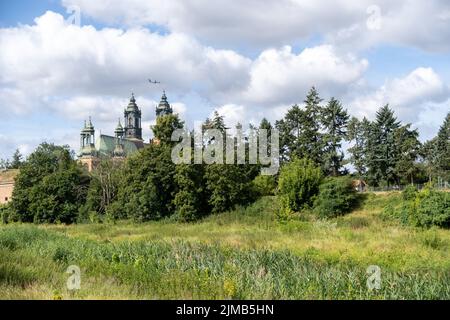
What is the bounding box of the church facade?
[79,91,173,171]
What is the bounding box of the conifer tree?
[322,97,349,176]
[368,105,401,186]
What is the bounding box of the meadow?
[0,193,449,300]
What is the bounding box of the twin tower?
[79,91,173,170]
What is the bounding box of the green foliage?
[252,174,277,196]
[0,204,12,224]
[113,143,177,222]
[422,112,450,182]
[173,164,209,221]
[412,188,450,228]
[1,223,449,300]
[321,98,350,176]
[10,149,23,169]
[84,159,123,217]
[205,164,258,214]
[402,185,417,201]
[151,114,184,144]
[385,187,450,228]
[275,87,324,165]
[313,176,359,218]
[278,158,322,215]
[10,143,89,224]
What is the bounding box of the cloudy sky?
[1,0,449,160]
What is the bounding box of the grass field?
[0,193,449,299]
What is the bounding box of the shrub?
[402,184,417,201]
[385,187,450,228]
[278,158,322,215]
[0,204,12,224]
[313,176,359,218]
[10,143,90,224]
[412,188,450,228]
[252,175,277,196]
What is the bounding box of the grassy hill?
[0,193,449,299]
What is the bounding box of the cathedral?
[79,91,173,171]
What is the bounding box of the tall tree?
[322,97,349,176]
[203,112,258,213]
[347,117,368,178]
[10,149,23,169]
[10,143,89,223]
[301,87,324,166]
[435,112,450,180]
[275,105,304,162]
[368,105,401,186]
[151,114,184,145]
[393,124,421,184]
[275,87,324,165]
[423,112,450,183]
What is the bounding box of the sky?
[0,0,450,160]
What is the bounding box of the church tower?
[113,118,125,158]
[156,91,173,117]
[124,93,143,140]
[79,117,99,172]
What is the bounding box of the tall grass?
[1,194,449,299]
[0,224,449,299]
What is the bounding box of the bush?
[278,158,322,215]
[313,176,359,218]
[0,204,12,224]
[402,184,417,201]
[252,175,277,196]
[10,143,90,224]
[385,187,450,228]
[412,188,450,228]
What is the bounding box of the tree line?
[1,87,449,224]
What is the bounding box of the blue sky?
[1,0,449,160]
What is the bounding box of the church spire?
[156,90,173,117]
[124,92,143,140]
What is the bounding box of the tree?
[10,149,23,169]
[393,124,421,184]
[367,105,401,186]
[114,142,177,221]
[203,112,258,213]
[301,87,325,166]
[278,157,322,214]
[321,97,349,176]
[276,87,324,166]
[422,112,450,184]
[347,117,368,178]
[435,113,450,181]
[84,159,123,217]
[0,159,11,170]
[275,105,304,162]
[151,114,184,145]
[10,143,89,223]
[173,163,209,221]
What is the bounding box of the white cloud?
[0,11,251,113]
[0,11,369,120]
[62,0,450,52]
[0,8,449,155]
[349,67,448,120]
[242,45,368,106]
[347,67,450,142]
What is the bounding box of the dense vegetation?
[1,87,448,226]
[384,186,450,228]
[0,195,449,299]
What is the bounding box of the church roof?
[95,134,145,157]
[115,119,124,133]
